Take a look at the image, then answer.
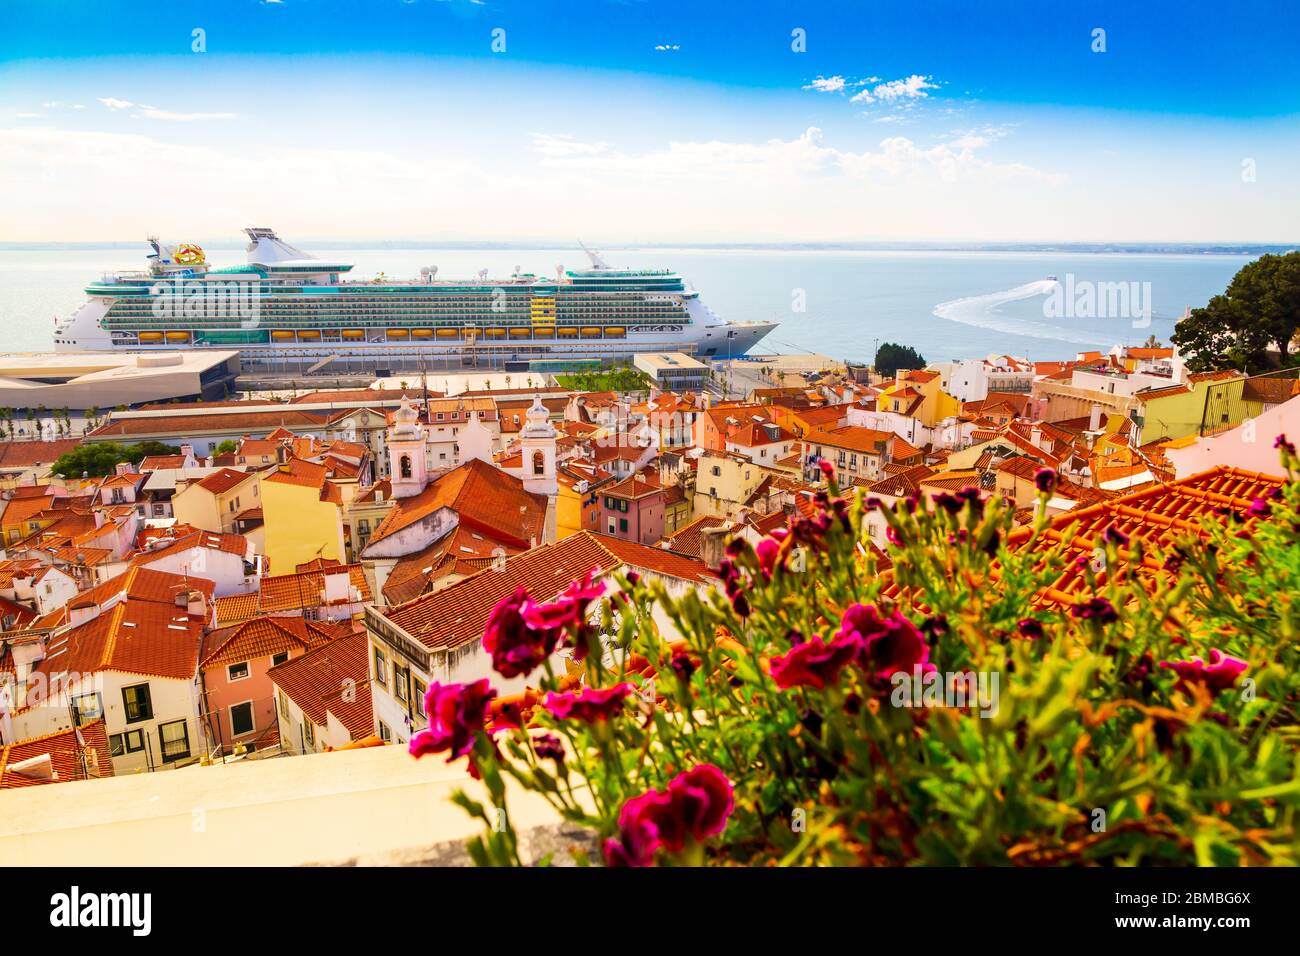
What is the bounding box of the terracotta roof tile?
[268,630,372,739]
[0,721,114,788]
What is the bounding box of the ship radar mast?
[578,241,611,271]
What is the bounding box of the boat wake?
[933,279,1112,347]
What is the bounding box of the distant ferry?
[53,228,776,369]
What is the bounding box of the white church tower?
[387,396,428,499]
[459,410,494,467]
[519,396,558,543]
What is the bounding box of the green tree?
[874,342,926,377]
[215,439,238,455]
[51,440,182,477]
[1172,251,1300,373]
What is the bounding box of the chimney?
[180,443,194,460]
[1088,403,1102,432]
[699,525,729,571]
[114,462,134,477]
[322,568,350,605]
[375,488,384,503]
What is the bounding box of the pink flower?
[817,458,835,480]
[838,603,934,680]
[769,633,861,690]
[482,587,558,679]
[1159,648,1248,695]
[543,683,633,723]
[409,679,496,764]
[524,567,606,632]
[522,567,606,660]
[603,763,735,866]
[755,536,782,579]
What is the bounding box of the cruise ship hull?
[52,232,777,371]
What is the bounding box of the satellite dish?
[419,267,430,276]
[514,264,521,275]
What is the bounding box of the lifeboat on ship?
[411,329,434,339]
[604,327,626,337]
[138,331,164,342]
[484,328,505,338]
[271,330,295,341]
[509,327,531,338]
[386,329,410,340]
[165,331,191,342]
[297,330,321,340]
[342,329,365,339]
[532,326,555,337]
[580,326,602,337]
[435,328,458,339]
[557,327,578,338]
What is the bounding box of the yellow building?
[693,451,765,520]
[260,458,347,574]
[1134,371,1246,444]
[877,369,961,428]
[556,464,605,540]
[171,468,259,534]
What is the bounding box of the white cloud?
[530,125,1058,187]
[531,132,613,158]
[97,97,134,110]
[805,75,847,93]
[851,75,937,105]
[135,108,239,122]
[654,44,681,52]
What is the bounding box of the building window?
[271,652,288,667]
[230,701,255,737]
[373,647,388,685]
[227,661,250,682]
[378,721,392,743]
[400,455,412,479]
[159,719,191,763]
[121,683,153,723]
[533,450,546,476]
[619,518,629,533]
[109,730,145,756]
[394,664,409,704]
[278,691,290,721]
[414,679,427,717]
[304,720,315,748]
[71,692,103,726]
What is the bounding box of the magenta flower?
[769,633,861,690]
[524,566,606,632]
[1017,618,1045,640]
[482,587,558,679]
[838,603,934,679]
[1073,596,1119,624]
[410,679,496,764]
[1159,648,1247,695]
[1246,497,1272,518]
[603,763,735,866]
[543,683,633,723]
[755,536,782,579]
[532,733,566,764]
[1275,433,1296,456]
[1034,468,1057,494]
[818,458,835,481]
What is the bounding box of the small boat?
[411,329,434,339]
[386,329,410,339]
[165,331,191,342]
[435,328,458,339]
[342,329,365,339]
[297,330,321,340]
[138,331,164,342]
[271,330,294,340]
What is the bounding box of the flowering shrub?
[416,445,1300,866]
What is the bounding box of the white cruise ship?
[53,228,776,371]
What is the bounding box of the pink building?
[198,617,351,755]
[598,471,665,546]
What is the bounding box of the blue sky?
[2,0,1298,241]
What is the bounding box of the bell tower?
[519,396,557,497]
[387,396,428,498]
